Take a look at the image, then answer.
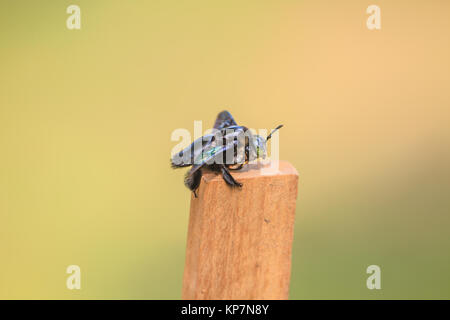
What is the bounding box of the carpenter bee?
[171,110,283,197]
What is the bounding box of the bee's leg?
[184,166,202,197]
[228,163,244,171]
[221,165,242,188]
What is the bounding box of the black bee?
[171,110,283,197]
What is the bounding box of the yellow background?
[1,0,449,299]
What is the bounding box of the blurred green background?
[1,0,450,299]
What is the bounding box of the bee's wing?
[171,134,215,168]
[213,110,237,130]
[172,123,245,168]
[200,141,240,167]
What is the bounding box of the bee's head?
[252,125,283,160]
[254,135,267,159]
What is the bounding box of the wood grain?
[182,161,299,300]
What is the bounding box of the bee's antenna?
[266,124,283,141]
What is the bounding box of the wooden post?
[182,160,299,300]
